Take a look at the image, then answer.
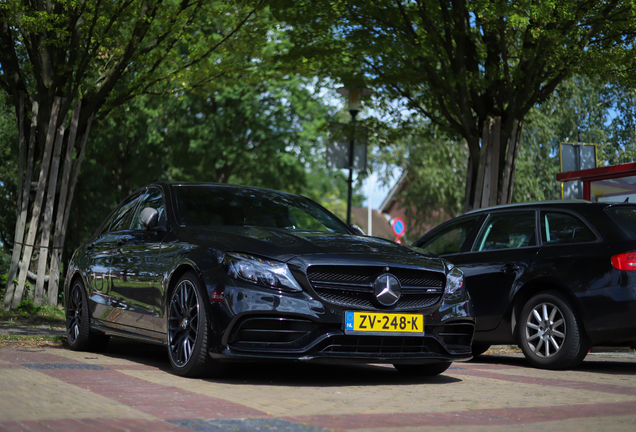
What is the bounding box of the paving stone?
[0,342,635,432]
[169,418,329,432]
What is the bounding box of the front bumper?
[214,315,474,364]
[203,270,475,364]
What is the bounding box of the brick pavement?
[0,340,635,432]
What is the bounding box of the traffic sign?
[392,218,405,237]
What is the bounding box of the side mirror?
[140,207,159,230]
[350,224,366,236]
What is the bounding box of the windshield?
[173,185,349,234]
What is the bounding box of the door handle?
[500,263,520,273]
[117,236,131,246]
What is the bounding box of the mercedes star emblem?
[373,273,401,307]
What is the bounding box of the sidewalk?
[0,341,635,432]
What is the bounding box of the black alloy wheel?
[66,279,109,351]
[393,361,452,376]
[167,272,216,377]
[518,291,589,370]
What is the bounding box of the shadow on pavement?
[57,336,464,386]
[470,351,636,375]
[212,362,463,387]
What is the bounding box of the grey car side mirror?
[140,207,159,230]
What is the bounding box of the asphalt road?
[0,338,635,431]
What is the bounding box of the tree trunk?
[33,109,67,305]
[464,116,522,212]
[7,97,62,309]
[47,106,91,305]
[3,96,96,309]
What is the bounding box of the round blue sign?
[392,218,405,236]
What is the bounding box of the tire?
[167,272,217,377]
[66,278,110,351]
[518,291,589,370]
[393,361,452,376]
[471,343,491,358]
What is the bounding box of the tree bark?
[506,124,523,204]
[472,118,491,210]
[500,120,520,205]
[487,117,501,207]
[47,102,85,305]
[466,116,520,212]
[10,97,61,309]
[34,109,67,305]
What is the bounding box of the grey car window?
[416,216,481,255]
[104,192,142,233]
[540,211,596,245]
[473,211,536,251]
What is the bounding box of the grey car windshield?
[174,185,349,234]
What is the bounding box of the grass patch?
[0,334,65,342]
[0,303,65,327]
[0,334,66,348]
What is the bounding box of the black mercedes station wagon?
[65,183,474,377]
[414,201,636,370]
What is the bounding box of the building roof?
[350,207,396,241]
[379,171,408,213]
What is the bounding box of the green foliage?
[600,86,636,165]
[16,299,41,315]
[64,94,168,253]
[162,78,325,191]
[274,0,636,209]
[1,0,268,107]
[0,248,10,300]
[0,302,65,322]
[512,76,636,203]
[275,0,635,127]
[60,8,362,248]
[374,74,636,236]
[65,77,358,248]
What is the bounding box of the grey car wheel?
[518,291,588,370]
[524,301,566,358]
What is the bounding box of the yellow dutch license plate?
[344,311,424,336]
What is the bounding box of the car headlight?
[223,252,302,293]
[444,265,465,300]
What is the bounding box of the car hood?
[178,226,444,270]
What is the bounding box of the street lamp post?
[336,86,373,226]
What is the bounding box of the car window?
[131,187,166,230]
[473,211,536,251]
[605,206,636,239]
[416,216,481,255]
[540,211,596,245]
[103,192,143,233]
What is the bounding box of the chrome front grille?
[307,265,445,311]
